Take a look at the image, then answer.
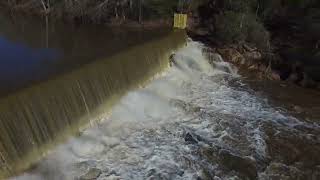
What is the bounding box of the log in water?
[0,28,187,178]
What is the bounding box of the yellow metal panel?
[174,13,187,29]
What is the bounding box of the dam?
[0,13,187,178]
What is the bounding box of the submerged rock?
[185,132,199,144]
[80,168,102,180]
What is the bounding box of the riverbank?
[187,0,320,90]
[187,29,320,90]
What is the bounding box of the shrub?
[215,11,247,43]
[141,0,178,20]
[246,14,270,49]
[215,11,270,49]
[222,0,257,13]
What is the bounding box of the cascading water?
[0,31,187,179]
[13,40,320,180]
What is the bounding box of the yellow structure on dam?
[174,13,188,29]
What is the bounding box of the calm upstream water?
[0,13,173,96]
[1,14,320,180]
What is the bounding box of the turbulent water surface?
[12,40,320,180]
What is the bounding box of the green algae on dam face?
[0,30,187,179]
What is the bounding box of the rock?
[262,162,304,180]
[300,73,317,88]
[218,149,257,180]
[185,132,198,144]
[304,57,320,82]
[237,45,246,54]
[147,169,157,177]
[169,54,176,67]
[244,59,254,67]
[177,169,184,176]
[287,73,299,83]
[201,146,220,163]
[80,168,102,180]
[248,64,258,70]
[213,176,222,180]
[258,64,267,72]
[255,72,263,79]
[293,105,304,113]
[184,132,207,144]
[243,44,257,52]
[270,70,281,81]
[198,168,215,180]
[217,48,245,64]
[105,175,122,180]
[240,58,246,65]
[244,51,262,61]
[207,53,224,64]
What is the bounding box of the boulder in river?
[185,132,199,144]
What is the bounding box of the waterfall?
[0,31,187,179]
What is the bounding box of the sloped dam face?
[0,13,187,178]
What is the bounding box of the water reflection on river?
[0,12,171,96]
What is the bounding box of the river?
[1,13,320,180]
